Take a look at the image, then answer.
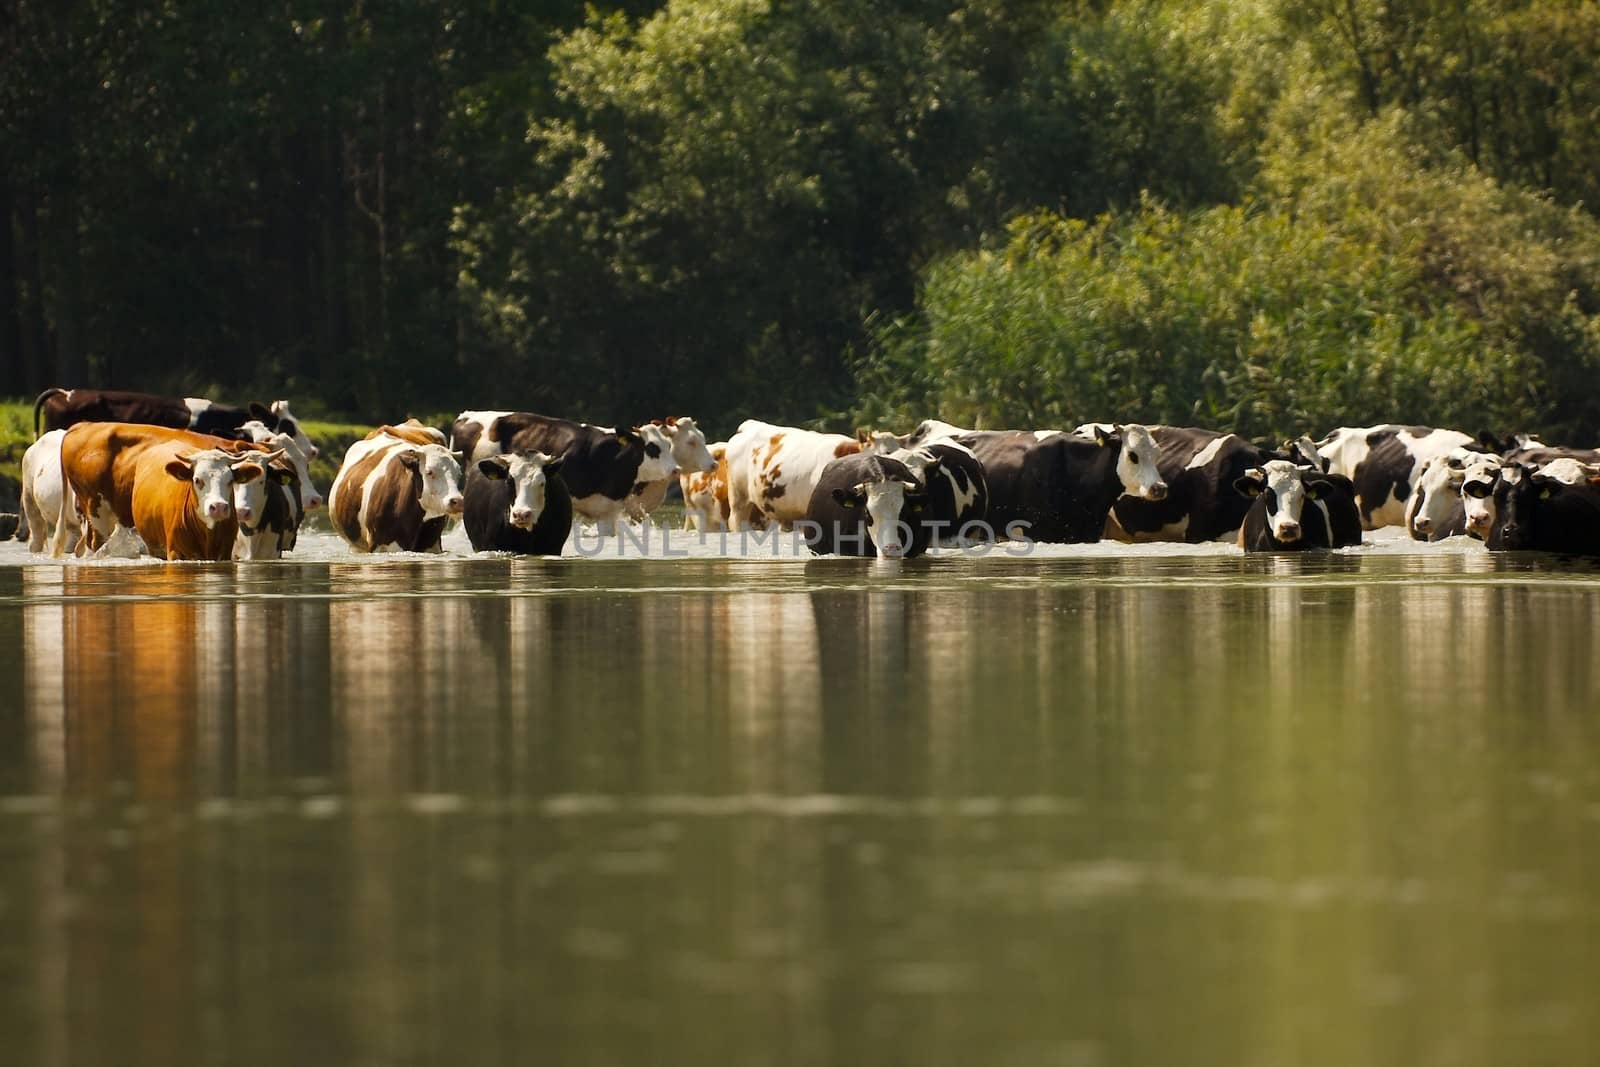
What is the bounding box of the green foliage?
[854,111,1600,440]
[4,0,1600,442]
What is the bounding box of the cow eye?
[1126,450,1138,464]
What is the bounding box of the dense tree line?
[3,1,1599,439]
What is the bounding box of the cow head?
[248,399,318,460]
[1406,449,1472,540]
[1099,424,1166,501]
[656,416,717,474]
[239,421,323,510]
[166,448,263,527]
[855,429,907,456]
[1282,435,1330,473]
[1460,455,1506,538]
[631,423,679,482]
[228,448,289,533]
[398,444,465,518]
[479,450,563,530]
[1235,460,1330,544]
[831,469,927,559]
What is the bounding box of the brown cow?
[132,444,275,561]
[52,423,263,558]
[329,431,465,552]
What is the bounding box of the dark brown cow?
[328,431,465,552]
[33,387,315,458]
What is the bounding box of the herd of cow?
[11,387,1600,562]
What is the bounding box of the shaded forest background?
[3,0,1599,441]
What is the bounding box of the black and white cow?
[1087,426,1276,543]
[956,424,1165,543]
[902,419,974,449]
[860,438,989,542]
[451,411,676,534]
[33,388,316,459]
[805,454,933,559]
[1315,424,1476,529]
[463,450,573,556]
[1489,466,1600,555]
[1234,461,1362,552]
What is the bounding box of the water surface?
[0,532,1597,1067]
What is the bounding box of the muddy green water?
[1,540,1598,1067]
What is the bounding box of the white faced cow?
[329,433,465,552]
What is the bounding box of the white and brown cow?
[626,417,719,521]
[680,442,731,531]
[329,431,465,552]
[726,420,863,531]
[1315,424,1476,529]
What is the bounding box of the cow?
[1315,424,1476,529]
[1404,448,1490,541]
[1234,461,1363,552]
[805,454,933,559]
[51,422,261,558]
[1464,455,1590,542]
[726,420,862,531]
[860,437,989,542]
[131,444,278,561]
[451,411,676,533]
[681,443,731,532]
[232,453,302,561]
[1084,426,1279,543]
[329,431,465,553]
[956,424,1165,543]
[238,420,323,511]
[625,417,719,521]
[903,419,975,448]
[463,450,572,556]
[1489,467,1600,555]
[20,429,78,554]
[32,387,316,457]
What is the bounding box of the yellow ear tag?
[1541,487,1553,499]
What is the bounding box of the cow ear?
[397,450,421,470]
[478,458,509,479]
[232,463,264,484]
[271,467,296,486]
[1233,475,1263,498]
[1093,426,1112,447]
[922,456,942,477]
[831,487,857,508]
[165,458,195,481]
[1304,479,1328,500]
[248,401,272,421]
[544,457,564,476]
[616,430,636,446]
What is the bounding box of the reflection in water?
[1,555,1598,1067]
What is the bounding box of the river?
[0,528,1597,1066]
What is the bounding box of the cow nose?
[510,507,535,528]
[1147,482,1168,501]
[237,506,255,523]
[447,495,465,515]
[1276,520,1301,541]
[306,494,324,510]
[701,458,717,472]
[208,500,231,519]
[1414,517,1432,533]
